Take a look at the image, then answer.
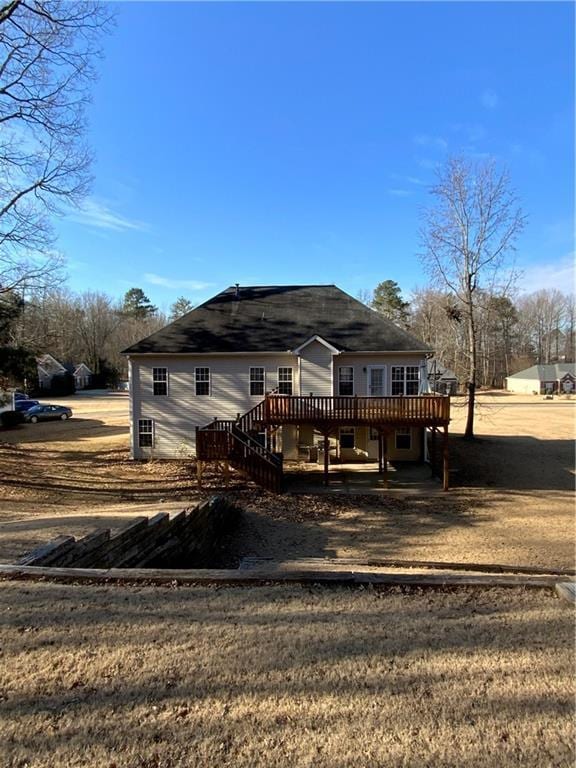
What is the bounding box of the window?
[250,367,265,396]
[391,365,420,395]
[138,418,154,447]
[153,367,168,396]
[339,427,355,449]
[278,367,293,395]
[395,428,411,450]
[195,367,210,396]
[369,427,380,441]
[338,366,354,396]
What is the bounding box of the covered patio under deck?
[261,394,452,491]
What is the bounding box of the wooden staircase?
[196,401,282,492]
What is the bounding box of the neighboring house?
[37,354,68,390]
[506,364,576,395]
[37,354,92,390]
[72,363,93,390]
[123,285,451,490]
[427,358,458,395]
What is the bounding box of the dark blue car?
[24,404,73,423]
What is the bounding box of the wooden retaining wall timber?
[0,564,565,590]
[16,497,240,570]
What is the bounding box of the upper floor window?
[153,367,168,396]
[250,367,265,397]
[391,365,420,395]
[278,367,293,395]
[195,367,210,396]
[338,366,354,396]
[138,418,154,447]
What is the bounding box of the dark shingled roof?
[123,285,431,355]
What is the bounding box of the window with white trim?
[339,427,355,449]
[250,367,265,396]
[338,366,354,396]
[278,367,293,395]
[395,428,411,450]
[138,418,154,447]
[391,365,420,395]
[195,367,210,396]
[152,367,168,396]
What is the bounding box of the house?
[72,363,93,390]
[123,285,451,490]
[505,364,576,395]
[427,358,458,395]
[37,354,92,390]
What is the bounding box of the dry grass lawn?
[1,580,574,768]
[0,391,573,569]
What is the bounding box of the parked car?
[15,399,40,412]
[14,392,29,401]
[24,405,73,423]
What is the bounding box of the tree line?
[363,280,575,389]
[0,288,194,390]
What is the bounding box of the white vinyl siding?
[129,354,299,458]
[299,340,333,396]
[333,356,425,397]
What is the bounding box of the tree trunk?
[464,308,476,438]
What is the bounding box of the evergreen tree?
[372,280,410,327]
[170,296,194,321]
[121,288,157,320]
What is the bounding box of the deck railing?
[264,394,450,426]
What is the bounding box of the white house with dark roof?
[505,364,576,395]
[123,285,451,489]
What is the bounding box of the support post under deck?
[442,426,449,491]
[323,434,330,486]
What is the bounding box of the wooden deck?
[263,394,450,428]
[196,393,452,491]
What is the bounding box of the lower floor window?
[395,428,411,450]
[340,427,355,449]
[138,418,154,447]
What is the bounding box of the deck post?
[383,434,388,488]
[430,427,437,478]
[377,432,383,473]
[442,426,449,491]
[323,433,330,486]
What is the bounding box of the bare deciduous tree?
[0,0,111,293]
[420,157,526,437]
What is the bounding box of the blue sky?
[56,1,575,310]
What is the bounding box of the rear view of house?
[123,285,451,489]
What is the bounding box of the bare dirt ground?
[0,390,573,568]
[0,581,574,768]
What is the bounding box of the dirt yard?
[0,390,573,568]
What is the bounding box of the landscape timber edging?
[0,563,567,590]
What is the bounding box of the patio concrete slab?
[283,461,442,495]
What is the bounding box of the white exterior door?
[367,366,386,396]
